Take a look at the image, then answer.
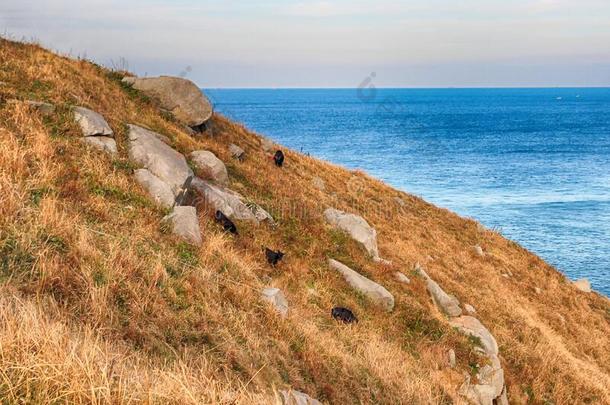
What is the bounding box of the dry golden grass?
[1,38,609,404]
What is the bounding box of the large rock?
[122,76,212,128]
[417,267,462,317]
[191,177,271,223]
[261,288,288,317]
[279,389,322,405]
[83,136,117,156]
[449,316,498,357]
[73,107,113,137]
[324,208,383,262]
[573,278,591,293]
[328,259,394,311]
[190,150,229,185]
[134,169,175,208]
[162,206,202,246]
[128,125,193,196]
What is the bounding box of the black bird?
[264,247,284,266]
[215,210,238,235]
[273,150,285,167]
[331,307,358,324]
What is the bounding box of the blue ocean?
[206,88,610,296]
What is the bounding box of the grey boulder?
[122,76,212,128]
[191,177,271,223]
[190,150,229,185]
[417,267,462,317]
[128,124,193,196]
[328,258,394,312]
[162,206,202,246]
[73,107,113,137]
[324,208,383,262]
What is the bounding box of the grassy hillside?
[1,38,609,404]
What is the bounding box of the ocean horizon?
[206,87,610,296]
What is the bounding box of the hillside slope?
[1,38,609,404]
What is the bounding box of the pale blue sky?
[1,0,609,87]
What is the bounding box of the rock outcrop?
[261,288,288,317]
[450,316,498,357]
[324,208,385,262]
[191,177,272,223]
[279,389,322,405]
[73,107,117,155]
[573,278,591,293]
[122,76,212,129]
[162,206,202,246]
[328,259,394,311]
[451,316,505,405]
[190,150,229,185]
[128,124,193,197]
[417,266,462,317]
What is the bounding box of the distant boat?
[556,97,563,100]
[576,95,581,98]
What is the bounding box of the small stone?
[501,274,510,279]
[229,143,245,160]
[25,100,55,115]
[474,245,484,257]
[83,136,117,155]
[73,106,113,137]
[260,137,274,152]
[312,176,325,191]
[261,288,288,317]
[162,206,202,246]
[394,272,411,284]
[279,389,322,405]
[464,304,476,314]
[394,196,406,207]
[535,287,542,294]
[448,349,456,368]
[573,278,591,293]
